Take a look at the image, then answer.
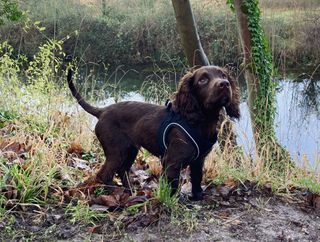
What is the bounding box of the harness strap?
[162,122,200,160]
[157,102,217,161]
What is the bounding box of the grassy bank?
[1,41,320,240]
[0,0,319,70]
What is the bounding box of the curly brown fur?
[67,66,240,200]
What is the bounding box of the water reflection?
[299,79,320,115]
[276,79,319,165]
[237,78,320,167]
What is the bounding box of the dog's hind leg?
[117,145,138,189]
[95,131,138,189]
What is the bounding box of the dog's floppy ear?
[173,72,202,123]
[225,72,241,119]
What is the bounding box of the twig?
[221,212,246,225]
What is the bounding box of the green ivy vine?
[0,0,23,25]
[226,0,235,11]
[227,0,277,142]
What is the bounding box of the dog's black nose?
[219,80,230,89]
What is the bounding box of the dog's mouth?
[218,96,230,106]
[205,91,231,110]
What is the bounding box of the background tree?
[230,0,290,166]
[171,0,209,67]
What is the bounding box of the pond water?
[80,70,320,167]
[237,77,320,167]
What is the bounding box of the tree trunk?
[233,0,291,168]
[171,0,209,67]
[171,0,238,154]
[233,0,259,137]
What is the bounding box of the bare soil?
[1,186,320,242]
[121,197,320,242]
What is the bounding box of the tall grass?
[204,130,320,194]
[0,41,97,209]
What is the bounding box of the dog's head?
[173,65,240,122]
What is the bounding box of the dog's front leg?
[163,164,181,195]
[189,158,205,200]
[161,133,197,196]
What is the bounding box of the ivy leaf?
[226,0,235,12]
[0,0,23,25]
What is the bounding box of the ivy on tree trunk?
[230,0,291,169]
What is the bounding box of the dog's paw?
[189,191,203,201]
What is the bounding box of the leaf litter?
[1,137,320,241]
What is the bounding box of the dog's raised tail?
[67,69,102,118]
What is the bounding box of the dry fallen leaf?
[231,219,242,225]
[225,178,237,188]
[67,142,83,155]
[72,157,91,170]
[88,225,102,234]
[126,196,148,207]
[147,157,162,176]
[180,182,192,194]
[0,140,30,162]
[90,204,109,212]
[91,195,119,208]
[1,185,18,199]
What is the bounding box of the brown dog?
[67,66,240,200]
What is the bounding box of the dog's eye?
[221,73,227,79]
[198,78,209,85]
